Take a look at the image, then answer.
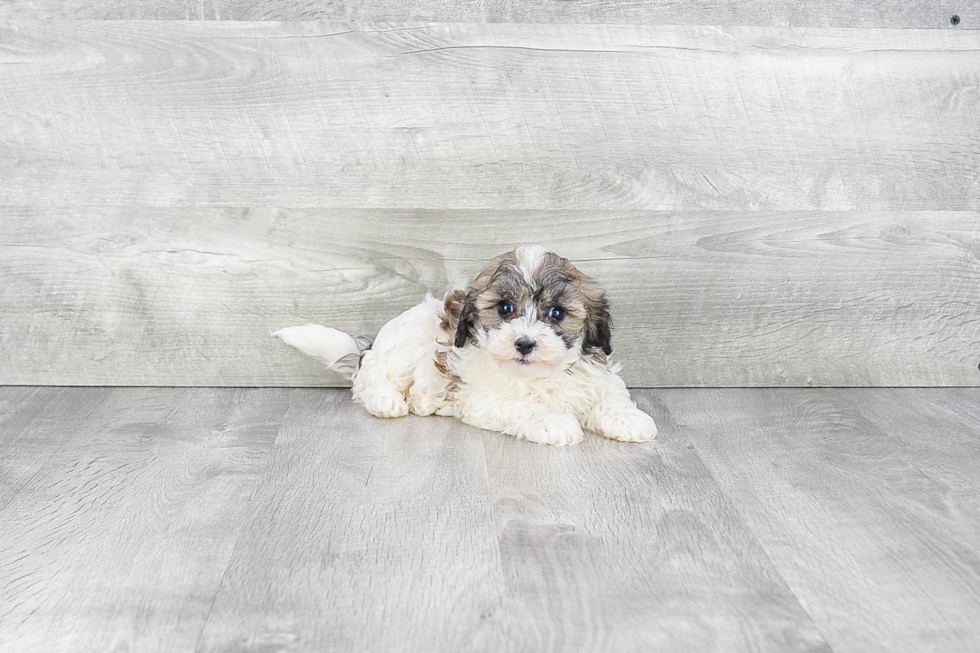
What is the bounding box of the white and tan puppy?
[274,245,656,446]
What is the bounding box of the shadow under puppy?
[274,245,656,446]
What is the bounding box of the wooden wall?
[1,7,979,387]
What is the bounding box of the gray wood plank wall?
[0,1,975,28]
[3,207,979,386]
[2,16,979,387]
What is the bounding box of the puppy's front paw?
[594,406,657,443]
[521,413,584,446]
[357,388,409,419]
[408,387,452,417]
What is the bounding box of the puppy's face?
[453,246,612,378]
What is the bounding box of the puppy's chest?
[448,347,593,407]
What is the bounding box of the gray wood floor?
[1,387,979,652]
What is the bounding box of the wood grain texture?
[3,22,980,210]
[5,387,980,651]
[0,0,975,28]
[0,387,292,653]
[2,207,978,387]
[480,391,832,652]
[195,388,505,652]
[835,388,980,568]
[657,388,980,653]
[0,387,114,512]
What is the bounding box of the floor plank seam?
[192,389,296,653]
[476,430,513,632]
[683,438,840,653]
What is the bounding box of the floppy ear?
[453,292,477,348]
[583,293,613,356]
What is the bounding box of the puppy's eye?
[498,301,515,317]
[548,306,565,321]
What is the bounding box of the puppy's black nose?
[515,337,536,356]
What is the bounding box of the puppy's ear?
[584,293,613,357]
[453,291,477,348]
[441,290,465,333]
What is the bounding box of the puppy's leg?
[518,411,583,446]
[456,393,583,446]
[408,353,454,417]
[586,399,657,443]
[350,295,452,419]
[352,350,409,419]
[581,370,657,443]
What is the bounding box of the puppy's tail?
[272,324,373,378]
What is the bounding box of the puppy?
[274,245,656,446]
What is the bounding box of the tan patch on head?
[441,289,466,335]
[530,251,610,356]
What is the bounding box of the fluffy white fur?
[274,247,657,446]
[452,345,656,445]
[274,294,456,419]
[272,324,363,374]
